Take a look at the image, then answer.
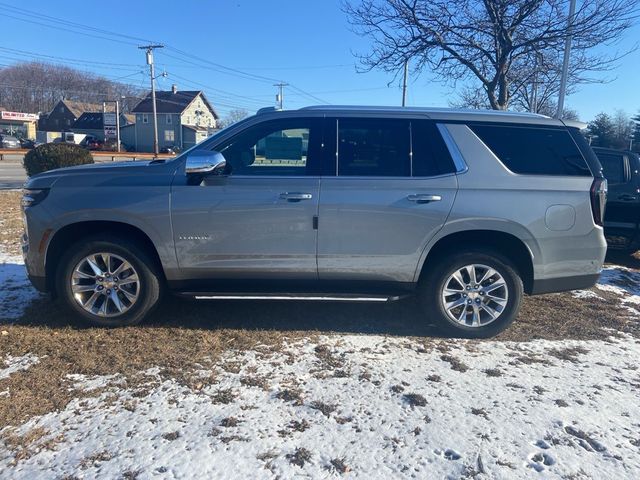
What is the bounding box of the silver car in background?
[21,106,607,337]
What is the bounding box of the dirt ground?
[1,189,639,432]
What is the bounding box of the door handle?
[407,194,442,204]
[279,192,313,202]
[618,194,637,201]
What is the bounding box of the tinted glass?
[411,121,456,176]
[337,118,410,176]
[598,153,626,184]
[470,125,591,176]
[218,118,319,176]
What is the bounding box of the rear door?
[317,117,458,283]
[598,151,640,246]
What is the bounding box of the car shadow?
[11,293,443,338]
[605,249,640,270]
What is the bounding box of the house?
[131,85,219,152]
[38,100,107,132]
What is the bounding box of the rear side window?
[337,118,410,176]
[598,153,626,184]
[469,125,591,176]
[411,121,456,176]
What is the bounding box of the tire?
[418,250,523,338]
[57,235,163,327]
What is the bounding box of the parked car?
[160,145,181,154]
[21,106,607,337]
[19,138,43,149]
[80,135,103,150]
[0,134,20,149]
[592,147,640,252]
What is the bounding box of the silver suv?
[21,106,607,337]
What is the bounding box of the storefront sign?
[103,113,117,126]
[1,111,39,122]
[104,126,117,139]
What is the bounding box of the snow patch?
[0,251,40,320]
[0,353,39,380]
[3,336,640,479]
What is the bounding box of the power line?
[0,3,329,104]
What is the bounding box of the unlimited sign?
[1,111,39,121]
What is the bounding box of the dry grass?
[0,191,22,255]
[1,190,640,431]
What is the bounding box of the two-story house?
[131,85,219,152]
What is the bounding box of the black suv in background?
[593,147,640,252]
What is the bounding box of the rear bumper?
[530,273,600,295]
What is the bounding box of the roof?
[73,112,104,129]
[182,125,210,132]
[132,90,219,118]
[72,112,137,130]
[59,100,114,118]
[292,105,568,127]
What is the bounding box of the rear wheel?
[418,251,523,338]
[57,236,162,326]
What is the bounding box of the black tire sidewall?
[58,237,161,327]
[420,251,523,338]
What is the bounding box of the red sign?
[1,111,39,122]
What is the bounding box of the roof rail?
[256,106,279,115]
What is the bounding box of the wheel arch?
[45,221,165,295]
[417,229,535,294]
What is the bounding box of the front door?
[599,151,640,247]
[171,117,323,280]
[317,117,458,283]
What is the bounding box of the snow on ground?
[0,354,39,381]
[596,266,640,316]
[0,252,40,320]
[2,335,640,479]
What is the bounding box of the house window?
[142,114,149,124]
[164,130,175,142]
[166,114,172,124]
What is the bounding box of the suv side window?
[469,124,592,176]
[411,120,457,176]
[336,118,410,176]
[598,153,627,185]
[217,118,322,176]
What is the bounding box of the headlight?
[21,188,49,208]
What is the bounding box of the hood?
[25,159,175,189]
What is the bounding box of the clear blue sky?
[0,0,638,121]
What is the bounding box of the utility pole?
[556,0,576,119]
[139,44,164,155]
[274,82,288,109]
[402,59,409,107]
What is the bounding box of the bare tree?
[612,109,633,148]
[218,108,249,128]
[0,62,145,114]
[343,0,639,111]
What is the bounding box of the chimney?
[171,84,178,94]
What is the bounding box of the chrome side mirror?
[185,150,227,175]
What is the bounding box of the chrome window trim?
[436,123,468,174]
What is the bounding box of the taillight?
[590,178,607,227]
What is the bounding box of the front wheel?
[57,236,162,327]
[418,251,523,338]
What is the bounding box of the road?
[0,162,26,189]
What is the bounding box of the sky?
[0,0,638,121]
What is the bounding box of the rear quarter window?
[469,124,592,176]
